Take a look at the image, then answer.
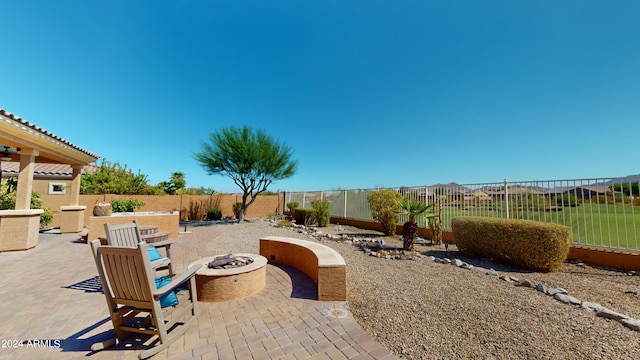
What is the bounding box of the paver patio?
[0,225,397,359]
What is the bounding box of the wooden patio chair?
[90,239,201,359]
[103,220,174,277]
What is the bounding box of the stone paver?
[0,227,398,359]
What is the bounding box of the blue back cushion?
[148,244,163,261]
[155,276,179,308]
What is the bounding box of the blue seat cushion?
[148,244,163,261]
[155,276,179,308]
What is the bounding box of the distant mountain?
[593,175,640,186]
[427,182,470,192]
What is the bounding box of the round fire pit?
[189,253,267,302]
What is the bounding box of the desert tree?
[194,125,297,222]
[158,172,187,194]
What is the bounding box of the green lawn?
[540,203,639,251]
[436,203,640,252]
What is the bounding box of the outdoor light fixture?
[0,146,20,161]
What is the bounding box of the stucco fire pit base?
[189,253,267,302]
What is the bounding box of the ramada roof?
[0,108,100,162]
[0,162,98,177]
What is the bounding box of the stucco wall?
[77,194,283,227]
[33,178,74,227]
[23,175,287,228]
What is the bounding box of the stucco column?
[60,165,86,234]
[15,149,38,210]
[0,149,42,251]
[70,165,82,205]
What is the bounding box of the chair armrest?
[153,264,202,298]
[150,240,175,249]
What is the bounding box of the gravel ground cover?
[190,218,640,360]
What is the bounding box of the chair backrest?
[104,220,143,248]
[92,240,155,309]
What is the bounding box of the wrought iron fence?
[285,177,640,253]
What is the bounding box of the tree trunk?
[402,221,418,250]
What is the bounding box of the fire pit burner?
[207,254,255,269]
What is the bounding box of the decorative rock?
[581,302,606,312]
[535,284,547,293]
[461,263,473,270]
[515,279,535,288]
[442,258,452,264]
[499,275,513,283]
[546,288,568,296]
[427,256,436,262]
[596,308,631,321]
[485,268,499,276]
[621,318,640,331]
[453,259,464,267]
[554,293,581,305]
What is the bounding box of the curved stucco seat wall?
[259,236,347,301]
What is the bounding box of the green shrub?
[452,216,571,272]
[293,207,314,225]
[40,207,54,228]
[111,198,146,212]
[311,199,330,227]
[0,185,52,227]
[367,189,403,236]
[287,201,299,213]
[206,208,222,220]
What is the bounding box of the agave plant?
[397,198,437,250]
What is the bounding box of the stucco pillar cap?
[0,209,44,216]
[60,205,87,211]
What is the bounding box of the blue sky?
[1,1,639,193]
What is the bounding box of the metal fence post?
[504,178,509,219]
[344,190,347,217]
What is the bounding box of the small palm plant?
[397,198,437,250]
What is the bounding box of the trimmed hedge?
[293,208,314,225]
[451,216,572,272]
